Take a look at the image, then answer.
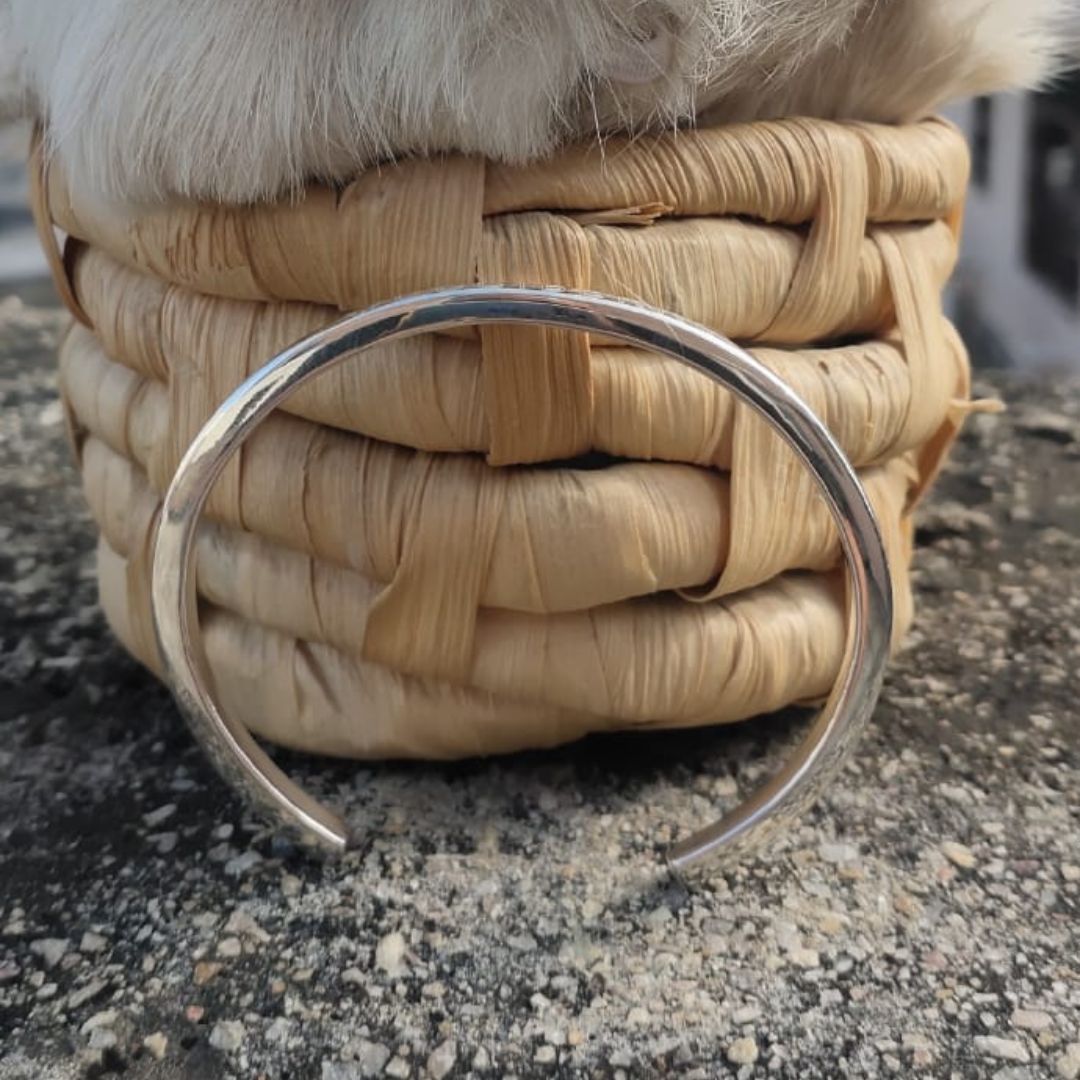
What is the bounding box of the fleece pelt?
[0,0,1070,204]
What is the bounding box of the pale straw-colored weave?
[37,117,975,759]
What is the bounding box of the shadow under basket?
[36,116,975,763]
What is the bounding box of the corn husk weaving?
[38,116,974,760]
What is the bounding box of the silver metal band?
[150,286,893,868]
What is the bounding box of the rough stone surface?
[208,1020,245,1054]
[974,1036,1031,1063]
[426,1039,457,1079]
[348,1041,392,1077]
[1,290,1079,1079]
[142,1031,168,1060]
[1058,1043,1080,1080]
[727,1036,760,1065]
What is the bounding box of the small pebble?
[142,803,177,828]
[353,1041,392,1077]
[29,938,68,969]
[941,842,977,869]
[321,1063,365,1080]
[427,1038,457,1079]
[727,1037,759,1066]
[375,932,407,977]
[67,979,109,1009]
[819,841,859,864]
[974,1037,1030,1063]
[1012,1009,1052,1032]
[88,1027,117,1051]
[154,832,179,854]
[1057,1044,1080,1080]
[818,913,846,935]
[143,1032,168,1060]
[224,910,270,943]
[80,1009,118,1036]
[79,932,108,954]
[209,1020,245,1054]
[224,850,263,876]
[194,961,223,985]
[267,1018,292,1045]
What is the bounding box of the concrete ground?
[0,104,1079,1077]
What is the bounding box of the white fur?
[0,0,1070,204]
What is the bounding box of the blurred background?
[0,121,49,306]
[948,77,1080,373]
[4,81,1080,369]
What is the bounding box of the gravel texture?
[0,292,1078,1079]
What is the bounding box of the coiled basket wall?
[36,117,974,761]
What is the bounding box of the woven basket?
[36,117,973,761]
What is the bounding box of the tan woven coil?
[40,116,974,760]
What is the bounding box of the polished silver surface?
[150,286,893,865]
